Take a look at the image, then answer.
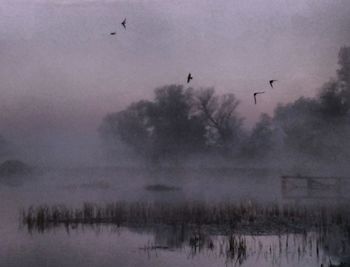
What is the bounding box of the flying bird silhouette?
[110,32,116,35]
[269,80,277,88]
[121,18,126,29]
[253,92,265,105]
[187,73,193,83]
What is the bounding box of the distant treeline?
[99,47,350,163]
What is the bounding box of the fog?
[1,0,350,168]
[1,2,350,265]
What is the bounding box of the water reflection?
[19,218,350,267]
[127,226,350,267]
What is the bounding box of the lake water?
[0,167,348,267]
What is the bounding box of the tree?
[273,97,327,157]
[99,100,154,157]
[241,114,275,159]
[337,46,350,85]
[147,85,207,159]
[193,88,244,154]
[99,85,207,161]
[319,46,350,118]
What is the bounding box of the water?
[0,167,348,267]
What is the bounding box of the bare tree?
[193,88,244,152]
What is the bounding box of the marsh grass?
[20,202,350,266]
[21,201,350,236]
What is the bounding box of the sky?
[0,0,350,157]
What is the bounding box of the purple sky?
[1,0,350,145]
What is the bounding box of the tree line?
[100,47,350,163]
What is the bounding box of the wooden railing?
[281,175,349,200]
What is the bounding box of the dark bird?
[269,80,277,88]
[253,92,265,105]
[187,73,193,83]
[110,32,116,35]
[121,18,126,29]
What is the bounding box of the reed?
[21,201,350,234]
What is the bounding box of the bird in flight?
[110,32,116,35]
[121,18,126,29]
[187,73,193,83]
[253,92,265,105]
[269,80,277,88]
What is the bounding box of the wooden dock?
[281,175,350,200]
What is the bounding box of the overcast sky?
[1,0,350,145]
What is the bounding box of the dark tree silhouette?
[147,85,206,159]
[319,47,350,118]
[337,46,350,84]
[99,100,154,156]
[241,113,275,159]
[272,46,350,161]
[273,97,327,157]
[100,85,206,161]
[193,88,243,154]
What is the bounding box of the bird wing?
[270,80,277,88]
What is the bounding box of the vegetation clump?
[0,159,33,177]
[144,184,181,192]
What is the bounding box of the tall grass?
[21,201,350,234]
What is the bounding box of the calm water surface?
[0,167,347,267]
